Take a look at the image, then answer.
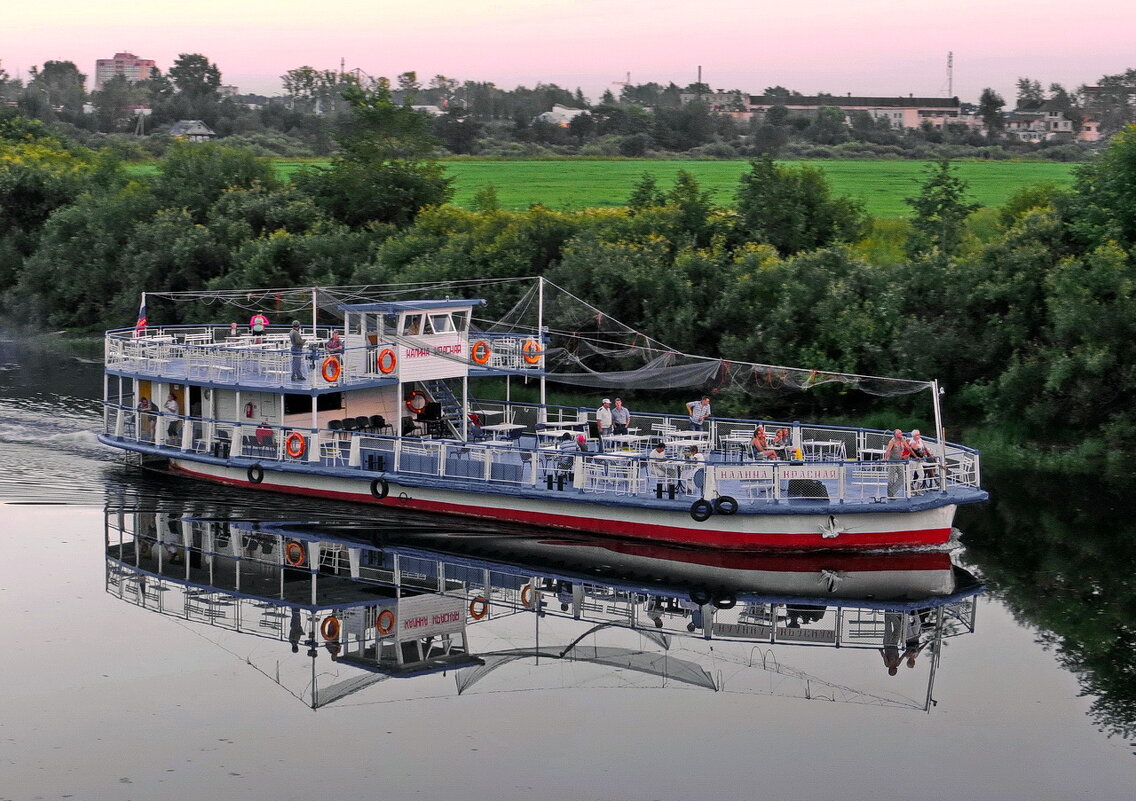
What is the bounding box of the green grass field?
[135,158,1077,219]
[275,158,1076,218]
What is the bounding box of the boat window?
[284,393,343,414]
[382,313,398,338]
[428,313,453,334]
[402,314,423,336]
[346,313,361,336]
[452,310,470,332]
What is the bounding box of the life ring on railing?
[377,348,397,374]
[320,615,340,641]
[376,609,395,635]
[285,432,306,459]
[321,355,341,383]
[469,596,488,620]
[247,464,264,484]
[689,499,713,522]
[284,541,306,566]
[713,495,739,516]
[471,340,491,365]
[369,477,389,499]
[405,390,428,414]
[522,339,543,364]
[520,584,534,608]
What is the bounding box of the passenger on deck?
[249,312,269,342]
[882,429,913,498]
[907,429,936,491]
[686,395,711,431]
[325,331,344,355]
[556,432,579,474]
[610,398,630,435]
[576,433,589,452]
[137,396,155,441]
[750,425,777,460]
[289,321,306,381]
[164,392,180,444]
[596,398,613,436]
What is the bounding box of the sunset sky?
[5,0,1134,104]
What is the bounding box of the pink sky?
[5,0,1134,104]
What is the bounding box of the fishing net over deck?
[142,277,931,399]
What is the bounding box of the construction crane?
[612,72,631,88]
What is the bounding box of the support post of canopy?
[311,287,318,335]
[538,276,546,424]
[930,379,946,491]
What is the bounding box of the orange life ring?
[522,339,543,364]
[376,609,395,635]
[321,355,341,383]
[284,541,305,566]
[469,596,488,620]
[405,390,427,413]
[377,348,397,374]
[520,584,533,608]
[285,431,306,459]
[320,616,340,641]
[471,340,491,365]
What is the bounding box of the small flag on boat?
[133,295,148,337]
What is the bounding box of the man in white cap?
[596,398,613,436]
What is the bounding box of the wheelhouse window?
[402,314,423,336]
[428,313,454,334]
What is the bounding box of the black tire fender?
[370,477,389,499]
[689,498,713,522]
[713,495,739,515]
[713,594,737,610]
[689,587,712,606]
[247,464,264,485]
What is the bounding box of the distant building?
[168,120,216,142]
[1004,100,1075,142]
[535,104,589,127]
[94,52,156,90]
[1078,118,1102,142]
[747,95,961,129]
[411,105,445,116]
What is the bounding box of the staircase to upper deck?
[422,379,464,438]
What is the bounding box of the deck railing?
[102,396,982,508]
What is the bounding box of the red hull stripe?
[170,464,952,551]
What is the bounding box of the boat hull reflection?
[105,506,983,708]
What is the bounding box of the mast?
[538,276,547,421]
[931,379,946,490]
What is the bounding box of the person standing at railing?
[610,398,630,435]
[326,331,344,356]
[163,392,180,445]
[882,429,913,498]
[686,395,711,431]
[249,312,269,343]
[907,429,937,492]
[596,398,613,436]
[289,321,306,382]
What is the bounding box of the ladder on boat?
[422,378,464,438]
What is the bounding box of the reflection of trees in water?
[958,469,1136,741]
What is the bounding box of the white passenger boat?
[98,280,987,550]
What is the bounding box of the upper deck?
[104,323,544,392]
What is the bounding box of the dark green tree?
[978,88,1005,138]
[1068,123,1136,250]
[292,80,452,228]
[733,157,867,255]
[904,159,982,258]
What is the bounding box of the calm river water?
[2,332,1135,801]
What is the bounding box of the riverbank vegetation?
[3,97,1135,467]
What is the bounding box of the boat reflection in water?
[105,505,983,711]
